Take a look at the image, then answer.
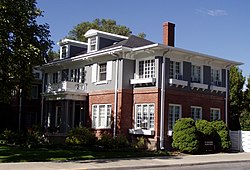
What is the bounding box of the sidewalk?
[0,152,250,170]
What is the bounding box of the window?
[90,37,97,51]
[31,85,38,99]
[211,69,221,85]
[61,69,69,81]
[135,104,154,130]
[191,106,202,121]
[92,104,111,128]
[191,65,201,83]
[210,108,221,121]
[62,46,67,58]
[138,59,155,79]
[70,68,81,82]
[52,73,58,83]
[168,104,181,130]
[33,72,40,79]
[99,63,107,81]
[170,61,181,79]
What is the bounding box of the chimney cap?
[163,22,175,26]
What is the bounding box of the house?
[40,22,242,150]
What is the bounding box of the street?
[137,162,250,170]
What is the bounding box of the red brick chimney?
[163,22,175,47]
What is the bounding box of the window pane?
[135,104,154,130]
[168,105,181,130]
[99,63,107,81]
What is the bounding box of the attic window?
[62,46,67,58]
[90,37,97,51]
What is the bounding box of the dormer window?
[62,46,67,58]
[90,37,97,51]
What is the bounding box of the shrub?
[172,118,199,153]
[240,110,250,131]
[97,133,114,149]
[195,120,215,136]
[113,135,129,148]
[212,120,231,151]
[133,136,147,150]
[65,127,96,147]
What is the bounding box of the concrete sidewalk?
[0,152,250,170]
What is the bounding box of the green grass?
[0,144,169,163]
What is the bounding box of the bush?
[97,133,114,149]
[113,135,129,148]
[172,118,199,153]
[133,136,147,150]
[212,120,231,151]
[65,127,96,147]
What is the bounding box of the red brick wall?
[165,87,225,131]
[133,88,161,140]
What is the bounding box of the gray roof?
[103,35,155,49]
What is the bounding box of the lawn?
[0,144,169,163]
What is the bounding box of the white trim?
[130,78,156,85]
[91,64,97,83]
[106,61,113,81]
[84,29,128,40]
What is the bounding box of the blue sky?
[37,0,250,78]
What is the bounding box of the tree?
[68,19,131,42]
[240,76,250,130]
[47,50,60,62]
[0,0,53,103]
[229,66,245,130]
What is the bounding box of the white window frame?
[98,63,107,81]
[60,45,68,59]
[135,103,155,130]
[52,72,58,84]
[92,104,112,129]
[211,68,222,85]
[168,104,182,130]
[88,36,98,52]
[191,64,202,83]
[169,60,182,79]
[191,106,202,121]
[210,108,221,121]
[92,61,112,84]
[137,58,155,79]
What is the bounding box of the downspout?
[111,52,119,138]
[41,72,45,126]
[225,66,230,126]
[160,50,169,150]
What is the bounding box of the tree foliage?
[68,18,132,42]
[0,0,53,103]
[229,66,245,130]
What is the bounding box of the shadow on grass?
[0,144,175,163]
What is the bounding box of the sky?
[37,0,250,78]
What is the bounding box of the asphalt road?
[136,161,250,170]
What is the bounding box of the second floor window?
[52,73,58,83]
[99,63,107,81]
[139,59,155,79]
[211,69,221,85]
[31,85,38,99]
[170,61,181,79]
[191,65,201,83]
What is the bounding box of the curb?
[85,159,250,170]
